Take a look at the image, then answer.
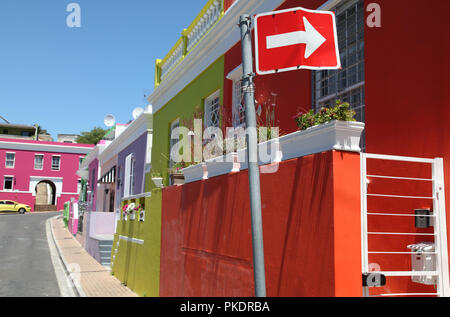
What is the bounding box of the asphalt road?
[0,211,60,297]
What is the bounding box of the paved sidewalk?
[50,216,137,297]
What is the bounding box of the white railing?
[160,40,185,81]
[186,0,222,52]
[156,0,223,86]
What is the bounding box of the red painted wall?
[222,0,450,294]
[160,151,362,297]
[364,0,450,292]
[224,0,237,12]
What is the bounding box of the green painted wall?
[112,56,224,297]
[148,56,225,187]
[111,189,162,297]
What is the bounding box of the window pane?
[35,155,44,169]
[5,153,15,167]
[312,0,365,145]
[4,177,13,190]
[52,156,60,170]
[205,92,220,128]
[232,79,246,128]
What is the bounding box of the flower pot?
[139,209,145,222]
[152,177,164,188]
[183,163,207,184]
[279,120,365,161]
[169,172,185,186]
[129,211,135,220]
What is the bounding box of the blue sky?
[0,0,207,138]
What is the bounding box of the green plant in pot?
[168,160,192,186]
[295,100,356,131]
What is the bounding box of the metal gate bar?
[361,153,450,297]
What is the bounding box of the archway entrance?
[34,180,57,211]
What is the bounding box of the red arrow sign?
[255,7,341,75]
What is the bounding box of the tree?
[76,127,108,145]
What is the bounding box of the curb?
[46,215,87,297]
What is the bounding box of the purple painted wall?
[84,211,116,264]
[117,132,147,198]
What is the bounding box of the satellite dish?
[104,114,116,127]
[132,107,144,119]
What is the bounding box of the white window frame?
[226,65,246,128]
[5,152,15,169]
[130,157,135,195]
[312,0,365,147]
[313,0,365,112]
[123,153,135,198]
[34,154,44,170]
[3,176,14,191]
[204,90,221,129]
[51,155,61,171]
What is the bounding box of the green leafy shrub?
[295,100,356,131]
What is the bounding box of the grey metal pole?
[239,14,267,298]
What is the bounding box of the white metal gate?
[361,153,450,297]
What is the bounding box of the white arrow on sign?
[266,17,326,59]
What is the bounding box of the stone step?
[99,244,113,252]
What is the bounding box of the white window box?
[279,120,365,161]
[181,120,364,184]
[205,152,240,179]
[183,162,208,184]
[152,177,164,188]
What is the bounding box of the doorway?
[34,180,57,211]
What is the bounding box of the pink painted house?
[0,137,94,211]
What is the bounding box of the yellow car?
[0,200,31,214]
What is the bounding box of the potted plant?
[123,202,139,221]
[281,100,365,160]
[139,205,145,222]
[122,203,129,221]
[151,172,164,188]
[168,161,190,186]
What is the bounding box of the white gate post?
[433,158,450,296]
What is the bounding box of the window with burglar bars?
[226,65,246,129]
[35,154,44,170]
[204,90,221,129]
[51,156,61,170]
[232,79,246,128]
[312,0,365,148]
